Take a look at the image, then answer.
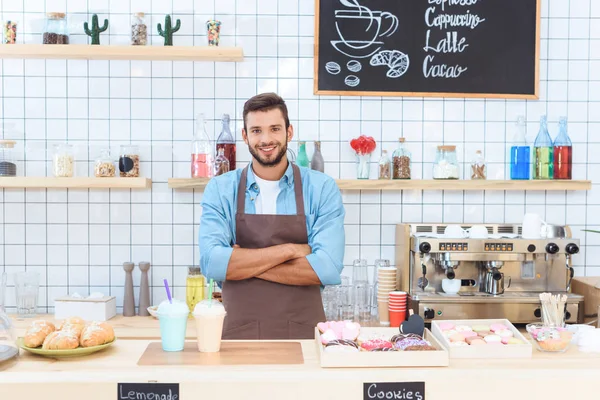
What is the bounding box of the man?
[199,92,345,340]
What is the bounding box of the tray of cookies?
[17,317,116,358]
[431,319,532,359]
[315,317,449,368]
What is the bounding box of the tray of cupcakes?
[17,317,116,358]
[315,312,449,368]
[431,319,532,359]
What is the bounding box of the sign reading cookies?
[364,382,425,400]
[314,0,540,99]
[118,383,179,400]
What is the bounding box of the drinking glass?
[354,283,372,323]
[353,259,368,284]
[374,259,390,284]
[340,285,354,320]
[15,272,39,317]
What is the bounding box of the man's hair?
[243,92,290,132]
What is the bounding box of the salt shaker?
[138,262,151,316]
[123,262,135,317]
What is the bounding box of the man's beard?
[248,141,288,167]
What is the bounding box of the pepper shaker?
[138,261,151,316]
[123,262,135,317]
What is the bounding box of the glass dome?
[0,272,19,363]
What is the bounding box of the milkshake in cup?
[156,299,189,352]
[193,299,226,352]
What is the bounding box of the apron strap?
[236,166,249,215]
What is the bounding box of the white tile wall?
[0,0,598,313]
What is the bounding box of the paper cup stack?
[388,291,407,327]
[376,267,398,326]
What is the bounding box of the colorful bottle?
[191,113,214,178]
[553,116,572,180]
[186,266,205,315]
[310,141,325,172]
[533,115,553,180]
[297,141,310,167]
[510,116,530,180]
[216,114,236,171]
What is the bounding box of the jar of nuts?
[53,143,74,177]
[119,145,140,177]
[392,138,411,179]
[94,149,116,177]
[471,150,486,180]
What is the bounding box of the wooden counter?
[4,315,600,400]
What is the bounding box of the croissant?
[80,322,115,347]
[58,317,86,337]
[23,320,56,348]
[42,331,80,350]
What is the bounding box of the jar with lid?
[94,149,116,177]
[470,150,486,179]
[131,12,147,45]
[378,150,391,179]
[119,145,140,177]
[43,13,69,44]
[392,138,411,179]
[53,143,74,177]
[0,140,17,177]
[433,145,459,179]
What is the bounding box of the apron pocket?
[223,320,259,340]
[288,321,315,340]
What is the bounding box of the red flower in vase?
[350,135,377,156]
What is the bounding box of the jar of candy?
[94,149,116,177]
[43,13,69,44]
[433,145,459,179]
[53,143,74,177]
[0,140,17,177]
[119,145,140,177]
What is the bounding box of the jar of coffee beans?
[0,140,17,177]
[119,145,140,177]
[131,12,147,45]
[392,138,411,179]
[43,13,69,44]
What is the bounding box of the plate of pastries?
[17,317,116,358]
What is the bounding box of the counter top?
[3,314,600,400]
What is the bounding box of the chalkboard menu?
[314,0,540,98]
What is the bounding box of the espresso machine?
[396,224,584,323]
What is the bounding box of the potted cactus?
[84,14,109,45]
[157,15,181,46]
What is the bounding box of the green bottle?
[296,141,310,167]
[533,115,553,180]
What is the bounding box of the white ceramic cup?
[468,225,489,239]
[442,278,461,294]
[522,213,547,239]
[444,225,467,238]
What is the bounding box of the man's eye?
[272,127,280,131]
[252,130,261,134]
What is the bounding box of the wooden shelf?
[168,178,591,191]
[0,177,151,189]
[0,44,244,61]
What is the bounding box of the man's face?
[242,108,292,168]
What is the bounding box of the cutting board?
[137,341,304,366]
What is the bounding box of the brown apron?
[221,164,325,340]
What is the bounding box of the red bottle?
[553,117,572,180]
[216,114,236,171]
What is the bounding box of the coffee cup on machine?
[444,225,467,238]
[467,225,489,239]
[522,213,548,239]
[442,278,461,294]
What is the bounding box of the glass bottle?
[94,149,115,177]
[214,147,230,176]
[43,12,69,44]
[119,145,140,177]
[553,116,572,180]
[186,267,205,315]
[216,114,236,171]
[310,141,325,172]
[131,12,147,45]
[53,143,74,177]
[0,140,17,177]
[378,150,391,179]
[392,138,411,179]
[470,150,486,180]
[533,115,553,180]
[510,116,530,180]
[296,141,310,167]
[191,113,214,178]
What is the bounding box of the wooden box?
[315,327,449,368]
[431,319,532,359]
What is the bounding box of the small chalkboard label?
[364,382,425,400]
[118,383,179,400]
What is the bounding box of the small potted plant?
[350,135,376,179]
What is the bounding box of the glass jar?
[94,149,115,177]
[470,150,486,180]
[119,145,140,177]
[53,143,74,177]
[0,140,17,177]
[378,150,391,179]
[214,147,230,176]
[433,145,459,179]
[392,137,411,179]
[3,20,17,44]
[43,12,69,44]
[131,12,147,45]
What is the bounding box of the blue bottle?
[510,116,530,180]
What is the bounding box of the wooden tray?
[137,341,304,366]
[431,319,532,359]
[315,328,449,368]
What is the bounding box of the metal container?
[543,225,571,239]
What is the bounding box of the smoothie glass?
[193,299,226,352]
[157,299,189,352]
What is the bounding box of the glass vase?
[356,154,371,179]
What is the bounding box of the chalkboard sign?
[118,383,179,400]
[364,382,425,400]
[314,0,540,99]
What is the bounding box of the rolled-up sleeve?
[305,179,345,286]
[199,180,234,282]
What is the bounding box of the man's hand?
[289,243,312,259]
[226,243,308,281]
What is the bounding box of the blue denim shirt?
[199,162,345,286]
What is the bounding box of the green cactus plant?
[157,15,181,46]
[83,14,109,45]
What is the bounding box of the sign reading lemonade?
[314,0,540,99]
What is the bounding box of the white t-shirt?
[253,175,281,215]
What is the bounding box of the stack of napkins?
[577,328,600,353]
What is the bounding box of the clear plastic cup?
[156,299,189,352]
[193,300,226,352]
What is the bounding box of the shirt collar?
[246,161,294,191]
